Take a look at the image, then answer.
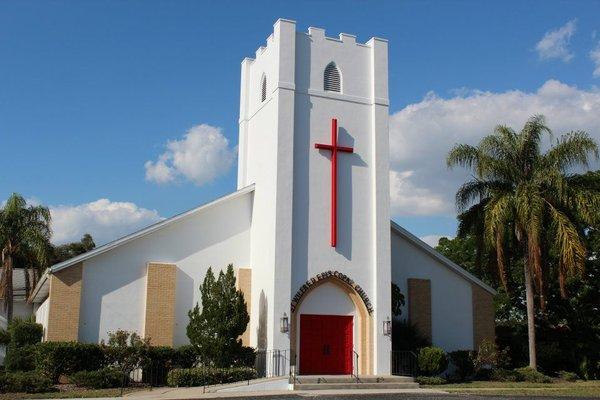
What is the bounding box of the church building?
[29,19,495,376]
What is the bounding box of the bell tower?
[238,19,392,374]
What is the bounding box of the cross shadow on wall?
[336,126,367,260]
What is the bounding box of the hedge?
[70,367,124,389]
[35,342,106,382]
[167,367,257,387]
[417,347,448,376]
[0,371,55,393]
[5,318,44,372]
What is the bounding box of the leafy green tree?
[391,283,405,317]
[0,194,51,321]
[187,264,249,367]
[447,115,600,369]
[50,233,95,265]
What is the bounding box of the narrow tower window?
[324,62,341,93]
[261,75,267,102]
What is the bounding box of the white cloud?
[591,42,600,77]
[50,199,163,245]
[535,19,577,62]
[419,235,449,248]
[145,124,236,186]
[390,170,449,216]
[389,79,600,217]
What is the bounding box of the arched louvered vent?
[324,62,341,92]
[261,75,267,102]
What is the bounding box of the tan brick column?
[236,268,252,346]
[46,263,83,342]
[472,283,495,350]
[144,263,177,346]
[408,278,432,341]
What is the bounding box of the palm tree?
[447,115,600,369]
[0,193,51,322]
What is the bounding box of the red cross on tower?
[314,118,354,247]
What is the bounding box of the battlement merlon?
[244,19,388,64]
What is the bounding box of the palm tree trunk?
[524,260,537,369]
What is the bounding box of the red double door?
[299,314,353,375]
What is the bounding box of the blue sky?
[2,1,600,245]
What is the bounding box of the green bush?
[0,329,10,346]
[557,370,578,382]
[8,318,43,347]
[5,344,37,372]
[415,376,447,385]
[392,319,431,351]
[3,371,54,393]
[70,367,124,389]
[4,318,44,372]
[417,347,448,376]
[491,368,521,382]
[173,345,198,368]
[166,367,257,387]
[448,350,475,381]
[35,341,106,382]
[514,367,552,383]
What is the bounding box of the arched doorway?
[290,271,373,375]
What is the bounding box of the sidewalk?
[123,377,448,400]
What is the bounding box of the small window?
[261,75,267,102]
[324,62,341,92]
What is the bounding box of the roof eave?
[390,220,497,295]
[48,184,255,275]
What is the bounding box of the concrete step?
[294,375,415,384]
[294,382,420,390]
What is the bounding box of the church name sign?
[291,270,374,314]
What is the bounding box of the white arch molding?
[290,271,374,375]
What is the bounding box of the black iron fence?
[254,349,291,378]
[120,348,291,393]
[390,350,417,377]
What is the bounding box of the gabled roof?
[30,184,255,303]
[391,220,496,295]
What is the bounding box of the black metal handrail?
[351,350,360,383]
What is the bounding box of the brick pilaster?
[46,263,83,342]
[144,263,177,346]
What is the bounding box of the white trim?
[29,184,256,302]
[390,220,497,295]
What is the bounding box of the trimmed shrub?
[8,318,43,347]
[5,318,44,372]
[491,368,521,382]
[3,371,54,393]
[515,367,552,383]
[557,370,578,382]
[417,347,448,376]
[35,341,106,382]
[5,344,37,372]
[415,376,447,385]
[448,350,475,381]
[70,367,124,389]
[166,367,257,387]
[173,345,198,368]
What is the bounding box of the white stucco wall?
[34,298,50,340]
[77,191,253,345]
[391,228,474,351]
[290,27,391,373]
[238,20,392,372]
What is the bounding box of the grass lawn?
[423,380,600,397]
[0,387,144,399]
